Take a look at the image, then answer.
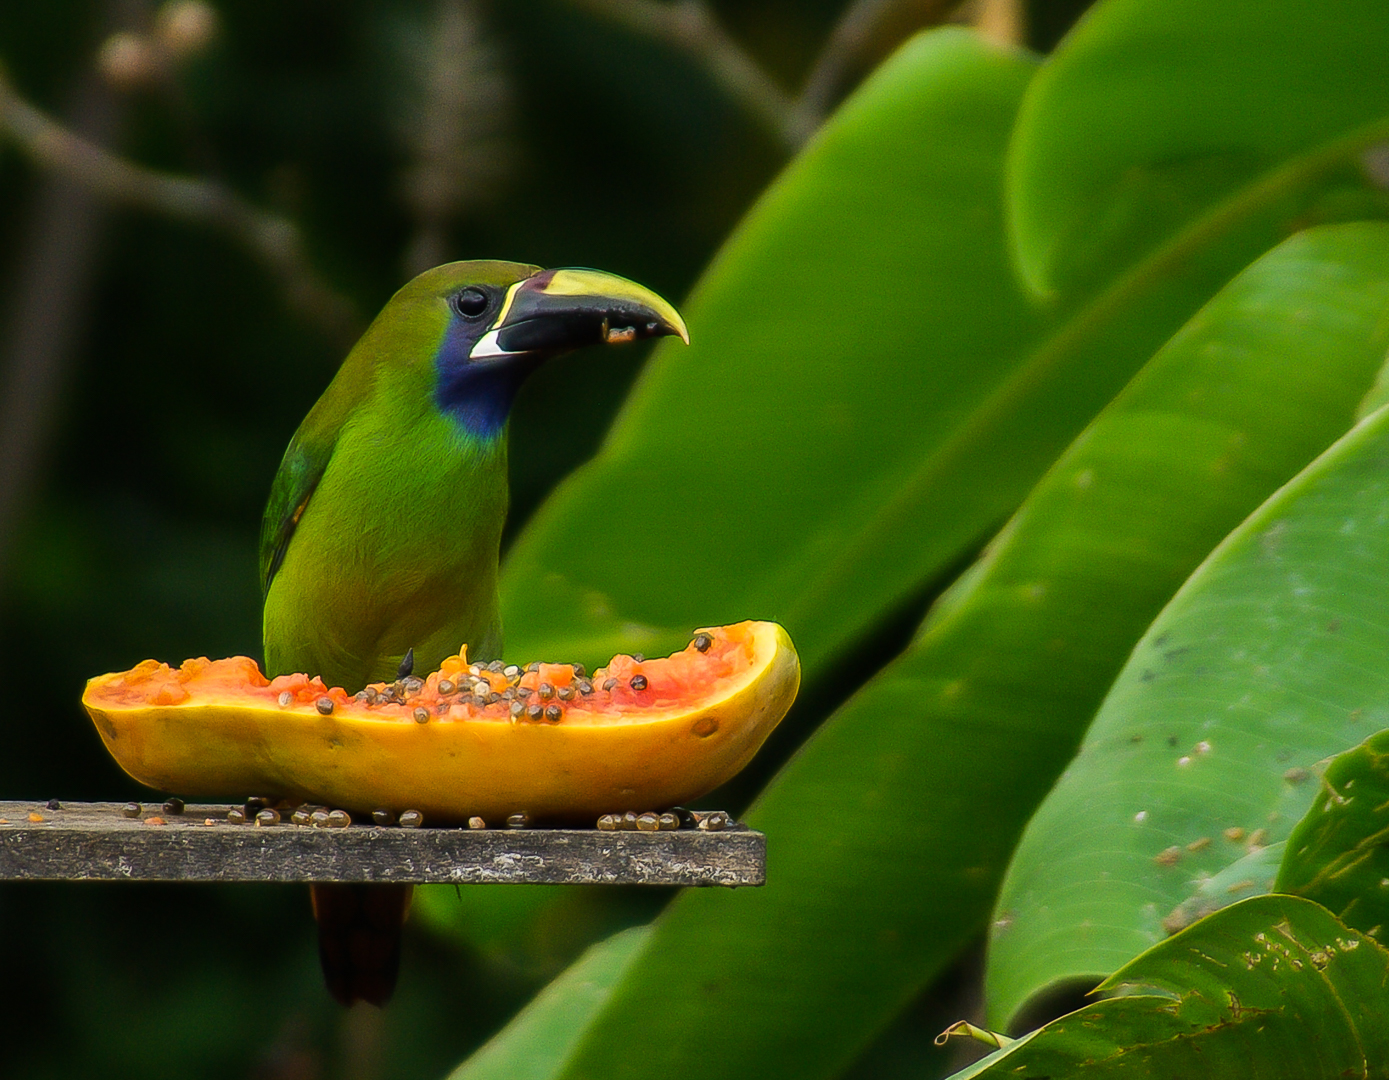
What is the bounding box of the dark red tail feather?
[310,882,414,1006]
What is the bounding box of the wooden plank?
[0,801,763,886]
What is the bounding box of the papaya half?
[82,620,799,823]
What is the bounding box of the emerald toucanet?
[258,261,687,1005]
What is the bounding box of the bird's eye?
[453,287,490,320]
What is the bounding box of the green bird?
[258,260,687,1006]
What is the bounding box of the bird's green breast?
[262,400,508,691]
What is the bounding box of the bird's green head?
[363,260,688,440]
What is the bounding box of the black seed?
[316,696,334,715]
[372,808,396,826]
[693,633,712,653]
[544,704,562,723]
[327,809,351,828]
[468,816,486,830]
[671,807,698,829]
[558,686,574,701]
[255,808,280,827]
[438,679,456,695]
[46,798,61,811]
[506,813,529,829]
[501,689,515,701]
[603,677,618,691]
[310,809,331,827]
[413,706,430,724]
[538,682,555,700]
[397,648,415,680]
[246,797,269,811]
[630,675,648,691]
[226,807,247,825]
[278,691,293,707]
[163,798,185,815]
[527,703,544,720]
[403,676,424,695]
[122,802,141,819]
[510,701,525,718]
[572,664,586,677]
[578,679,594,695]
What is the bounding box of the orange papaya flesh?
[82,620,799,823]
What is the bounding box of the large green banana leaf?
[953,896,1389,1078]
[989,394,1389,1026]
[1008,0,1389,298]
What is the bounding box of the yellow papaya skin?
[82,621,799,822]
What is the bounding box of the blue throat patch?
[433,316,541,440]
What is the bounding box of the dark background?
[0,3,1091,1077]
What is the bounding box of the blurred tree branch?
[568,0,974,151]
[0,67,362,347]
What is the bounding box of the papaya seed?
[46,799,61,811]
[310,809,331,827]
[658,812,679,830]
[226,807,247,825]
[327,809,351,828]
[633,655,645,663]
[620,811,639,830]
[603,677,618,691]
[510,701,525,719]
[544,704,563,723]
[122,801,142,819]
[500,689,515,701]
[403,676,424,694]
[699,811,729,832]
[436,702,450,715]
[538,683,555,700]
[578,679,594,695]
[438,679,456,695]
[163,797,184,815]
[255,808,280,827]
[291,806,312,826]
[246,797,269,811]
[596,814,618,830]
[525,662,540,673]
[487,660,505,673]
[277,691,293,707]
[636,812,660,832]
[516,686,532,699]
[400,809,424,828]
[316,696,334,715]
[413,706,430,724]
[558,686,574,701]
[506,812,529,829]
[572,663,586,677]
[503,665,520,678]
[693,633,712,653]
[630,675,649,692]
[371,808,395,826]
[526,703,543,720]
[467,816,486,829]
[671,807,697,829]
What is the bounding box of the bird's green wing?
[258,362,371,596]
[259,429,331,597]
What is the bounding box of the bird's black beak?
[468,268,688,361]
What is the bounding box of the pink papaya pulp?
[82,621,799,822]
